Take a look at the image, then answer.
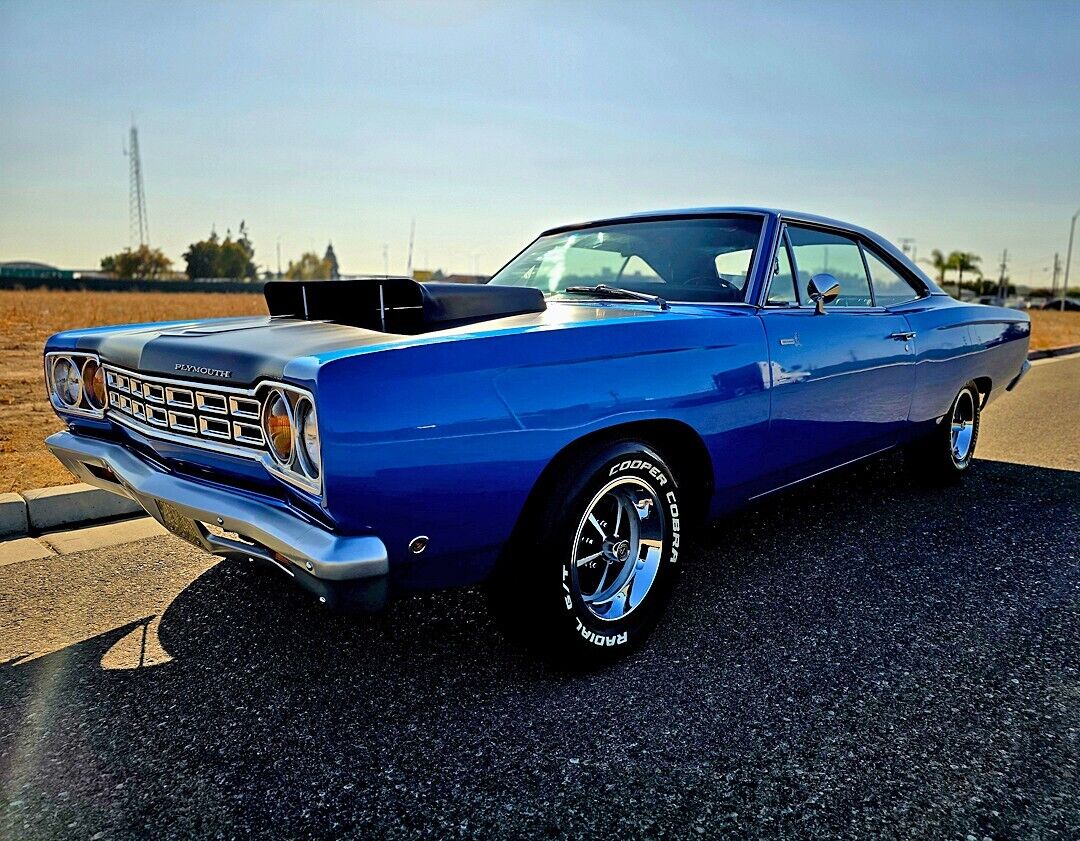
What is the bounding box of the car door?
[757,222,916,483]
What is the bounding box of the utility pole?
[996,248,1008,304]
[898,238,917,263]
[123,122,150,247]
[406,219,415,279]
[1050,253,1062,300]
[383,244,389,277]
[1063,208,1079,311]
[276,239,282,278]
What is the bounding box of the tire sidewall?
[948,384,981,472]
[545,443,682,659]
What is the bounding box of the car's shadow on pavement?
[1,455,1077,840]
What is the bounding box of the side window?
[619,255,664,284]
[863,247,921,306]
[786,225,873,307]
[765,232,798,306]
[714,248,754,286]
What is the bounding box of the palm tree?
[929,249,952,290]
[949,251,982,298]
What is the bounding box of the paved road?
[1,357,1078,840]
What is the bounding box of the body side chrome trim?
[747,445,896,501]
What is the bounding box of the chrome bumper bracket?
[45,431,388,607]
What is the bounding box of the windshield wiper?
[562,284,669,311]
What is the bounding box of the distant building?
[324,243,340,279]
[0,261,74,281]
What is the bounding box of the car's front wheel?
[906,381,982,484]
[493,441,683,667]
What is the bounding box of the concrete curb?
[0,516,169,564]
[37,517,167,555]
[0,493,29,539]
[2,483,143,538]
[1028,343,1080,361]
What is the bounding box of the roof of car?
[540,207,861,236]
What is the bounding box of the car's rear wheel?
[906,381,981,484]
[491,441,683,667]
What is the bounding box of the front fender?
[313,307,769,590]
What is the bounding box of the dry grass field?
[0,289,264,493]
[0,288,1076,493]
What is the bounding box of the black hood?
[63,279,548,386]
[78,317,385,385]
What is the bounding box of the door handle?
[888,331,916,341]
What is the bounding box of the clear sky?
[1,0,1078,283]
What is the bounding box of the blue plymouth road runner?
[44,208,1030,664]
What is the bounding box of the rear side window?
[864,247,922,305]
[786,225,873,307]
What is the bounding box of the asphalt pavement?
[1,355,1078,840]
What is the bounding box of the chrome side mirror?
[807,273,841,315]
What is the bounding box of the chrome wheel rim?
[571,477,665,622]
[951,390,976,463]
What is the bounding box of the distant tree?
[324,242,340,279]
[929,250,951,289]
[234,221,257,279]
[100,245,173,279]
[928,249,982,298]
[962,278,1014,297]
[182,222,257,279]
[183,229,219,279]
[949,251,982,297]
[285,251,333,280]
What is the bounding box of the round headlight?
[261,389,294,464]
[296,397,320,479]
[82,359,107,410]
[51,356,82,407]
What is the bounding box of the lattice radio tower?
[123,123,150,247]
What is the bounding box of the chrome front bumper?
[46,431,389,610]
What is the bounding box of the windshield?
[488,216,763,303]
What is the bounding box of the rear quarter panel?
[896,295,1030,424]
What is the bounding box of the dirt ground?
[0,289,264,493]
[0,289,1076,493]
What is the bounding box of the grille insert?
[104,365,265,451]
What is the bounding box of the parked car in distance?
[44,208,1031,666]
[1041,298,1080,311]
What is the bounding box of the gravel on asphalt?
[1,449,1077,840]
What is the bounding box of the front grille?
[104,364,265,452]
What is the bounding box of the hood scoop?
[263,277,545,335]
